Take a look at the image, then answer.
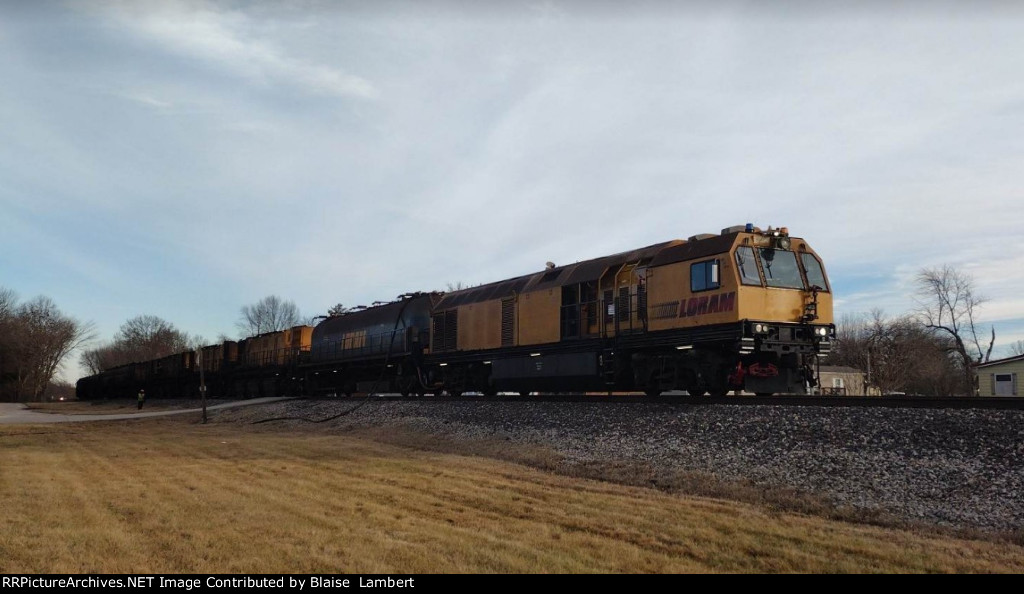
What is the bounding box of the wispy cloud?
[85,0,377,99]
[120,91,173,109]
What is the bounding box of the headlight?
[816,327,828,336]
[754,323,766,333]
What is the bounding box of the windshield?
[758,248,804,289]
[735,247,762,285]
[801,253,828,290]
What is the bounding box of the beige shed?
[976,354,1024,396]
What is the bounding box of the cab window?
[800,253,828,290]
[691,259,720,292]
[757,249,804,289]
[735,247,761,286]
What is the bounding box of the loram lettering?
[678,291,736,318]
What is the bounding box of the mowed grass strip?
[24,400,203,415]
[0,418,1021,573]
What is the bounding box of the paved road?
[0,397,290,425]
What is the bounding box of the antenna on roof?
[545,261,556,270]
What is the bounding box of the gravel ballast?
[217,399,1024,533]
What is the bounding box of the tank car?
[306,293,439,396]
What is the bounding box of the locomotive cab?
[637,224,834,395]
[730,226,834,394]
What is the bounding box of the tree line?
[80,296,306,376]
[828,266,997,396]
[0,292,306,401]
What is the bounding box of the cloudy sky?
[2,1,1023,382]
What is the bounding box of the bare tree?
[1009,340,1024,357]
[81,315,189,373]
[831,312,870,367]
[2,296,95,401]
[115,315,191,360]
[831,309,966,396]
[80,345,116,375]
[236,296,302,337]
[916,265,995,395]
[0,287,16,318]
[327,303,349,316]
[832,310,949,395]
[0,288,20,391]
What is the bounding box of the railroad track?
[301,393,1024,410]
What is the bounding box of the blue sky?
[2,1,1023,382]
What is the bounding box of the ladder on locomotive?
[600,347,617,387]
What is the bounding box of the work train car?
[306,294,439,396]
[416,224,833,396]
[76,361,142,400]
[230,325,312,398]
[77,224,833,399]
[76,326,314,400]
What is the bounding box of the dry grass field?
[1,415,1022,573]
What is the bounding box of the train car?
[421,224,833,396]
[148,351,193,398]
[232,325,312,398]
[307,293,440,396]
[76,223,832,400]
[76,359,150,400]
[194,340,239,398]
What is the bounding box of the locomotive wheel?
[644,371,662,397]
[685,382,706,396]
[706,374,730,397]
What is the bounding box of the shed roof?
[818,365,865,374]
[975,354,1024,368]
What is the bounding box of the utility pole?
[866,348,872,393]
[195,347,208,424]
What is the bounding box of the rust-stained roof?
[435,240,683,309]
[649,233,739,267]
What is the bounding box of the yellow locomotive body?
[428,224,833,396]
